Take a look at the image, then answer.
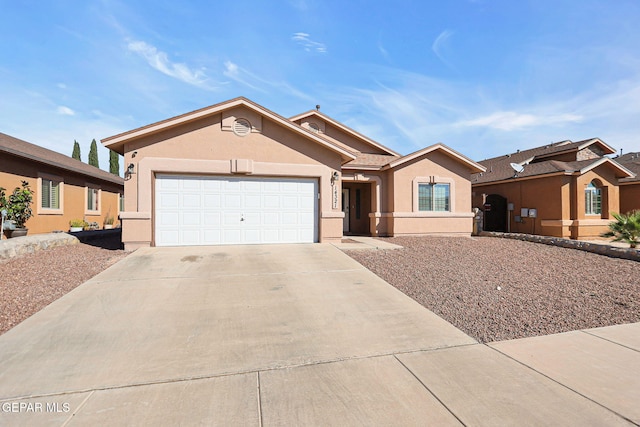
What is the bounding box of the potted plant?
[69,219,87,233]
[0,186,10,239]
[104,213,115,229]
[5,181,33,238]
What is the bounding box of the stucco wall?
[387,150,475,236]
[620,183,640,214]
[119,107,344,249]
[1,154,122,235]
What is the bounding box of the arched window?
[585,181,601,215]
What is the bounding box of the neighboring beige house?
[0,132,124,235]
[472,139,635,239]
[616,152,640,214]
[102,97,484,249]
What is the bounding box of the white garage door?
[155,175,318,246]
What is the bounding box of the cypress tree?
[88,139,99,168]
[109,150,120,176]
[71,140,81,160]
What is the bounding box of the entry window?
[585,181,601,215]
[87,187,99,212]
[419,183,450,211]
[41,179,61,209]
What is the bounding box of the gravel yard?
[0,244,129,335]
[345,236,639,343]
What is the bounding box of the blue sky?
[1,0,639,172]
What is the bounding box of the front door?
[342,188,350,232]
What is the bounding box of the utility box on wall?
[528,208,537,218]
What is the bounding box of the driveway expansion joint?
[580,329,640,353]
[486,343,636,425]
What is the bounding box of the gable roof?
[472,138,630,185]
[616,152,640,183]
[385,143,486,173]
[0,132,124,186]
[342,153,399,170]
[102,97,357,163]
[289,110,400,156]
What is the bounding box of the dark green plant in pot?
[7,181,33,229]
[0,186,7,211]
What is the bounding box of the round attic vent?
[233,118,251,136]
[308,122,320,133]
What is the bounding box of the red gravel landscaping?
[345,236,640,343]
[0,244,129,335]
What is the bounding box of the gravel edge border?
[479,231,640,262]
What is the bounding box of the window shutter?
[42,180,51,209]
[51,181,59,209]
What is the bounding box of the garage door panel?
[159,193,179,209]
[182,194,201,209]
[202,229,221,244]
[224,194,242,209]
[182,212,201,226]
[223,228,242,243]
[244,194,262,209]
[205,212,222,226]
[204,194,221,208]
[156,175,317,246]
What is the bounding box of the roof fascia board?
[385,143,486,173]
[472,171,571,186]
[290,110,400,156]
[577,138,616,154]
[103,98,356,162]
[0,146,124,185]
[579,157,634,177]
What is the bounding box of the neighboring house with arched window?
[471,138,635,239]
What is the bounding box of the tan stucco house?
[0,132,124,235]
[616,152,640,214]
[472,138,635,239]
[102,97,484,249]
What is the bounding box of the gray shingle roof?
[0,132,124,186]
[617,152,640,183]
[473,139,616,184]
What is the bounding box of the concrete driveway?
[0,244,634,426]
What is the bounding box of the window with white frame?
[418,183,450,211]
[87,187,99,211]
[585,181,601,215]
[41,178,61,209]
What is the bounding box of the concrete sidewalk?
[0,244,637,425]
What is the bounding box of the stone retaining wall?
[0,233,79,262]
[479,231,640,262]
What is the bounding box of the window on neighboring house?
[585,181,601,215]
[41,179,60,209]
[87,188,99,211]
[119,193,125,212]
[418,183,450,211]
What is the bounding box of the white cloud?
[56,106,75,116]
[223,61,262,91]
[432,29,454,61]
[456,111,583,131]
[127,40,214,89]
[292,33,327,53]
[57,83,67,89]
